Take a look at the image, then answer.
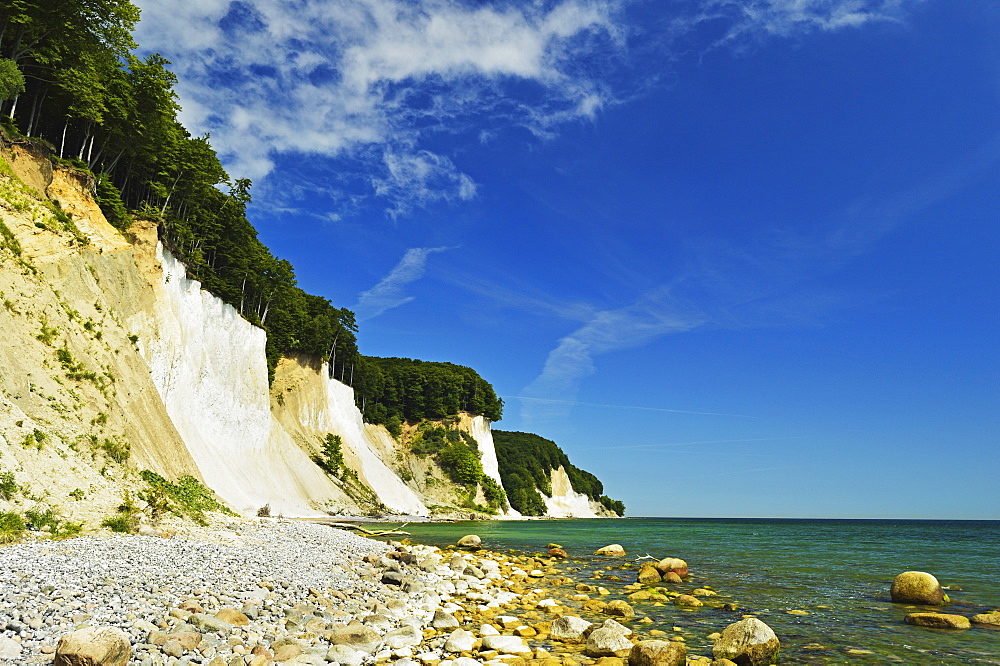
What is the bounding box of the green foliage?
[0,219,22,256]
[94,173,131,230]
[355,357,503,426]
[0,470,19,500]
[0,58,24,100]
[97,436,129,463]
[138,470,234,524]
[21,427,47,449]
[493,430,624,516]
[312,433,345,477]
[600,495,626,516]
[0,511,26,543]
[24,506,81,538]
[36,320,59,345]
[481,476,508,512]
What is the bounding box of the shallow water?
[385,517,1000,663]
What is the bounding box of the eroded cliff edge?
[0,139,616,526]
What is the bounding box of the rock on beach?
[712,617,780,666]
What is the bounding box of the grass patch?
[138,471,235,525]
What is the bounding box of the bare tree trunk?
[8,93,17,121]
[59,121,67,158]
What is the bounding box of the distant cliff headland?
[0,1,622,536]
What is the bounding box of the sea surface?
[384,517,1000,663]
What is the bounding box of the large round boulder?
[457,534,482,550]
[711,618,780,666]
[628,639,686,666]
[637,564,662,584]
[586,627,634,657]
[54,627,132,666]
[655,557,688,577]
[594,544,627,556]
[890,571,944,605]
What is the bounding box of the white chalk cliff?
[0,140,607,521]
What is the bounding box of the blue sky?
[133,0,999,519]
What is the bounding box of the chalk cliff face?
[544,466,606,518]
[0,140,604,524]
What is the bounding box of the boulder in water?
[711,617,779,666]
[655,557,688,577]
[971,611,1000,627]
[457,534,482,550]
[594,544,626,556]
[890,571,944,605]
[905,613,970,629]
[548,547,569,558]
[637,564,662,584]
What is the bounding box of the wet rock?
[663,572,683,584]
[604,600,636,620]
[674,595,703,608]
[54,627,132,666]
[905,613,971,629]
[594,544,627,557]
[587,627,634,657]
[971,612,1000,627]
[551,615,593,642]
[457,535,482,550]
[890,571,945,605]
[711,618,780,666]
[637,564,661,584]
[655,558,688,578]
[549,548,569,558]
[628,639,686,666]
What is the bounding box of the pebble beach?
[0,517,696,665]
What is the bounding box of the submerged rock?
[971,611,1000,627]
[905,613,971,629]
[891,571,945,605]
[711,617,780,666]
[637,564,662,584]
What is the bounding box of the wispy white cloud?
[519,285,708,422]
[132,0,621,215]
[353,246,454,321]
[701,0,918,47]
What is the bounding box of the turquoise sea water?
[384,518,1000,663]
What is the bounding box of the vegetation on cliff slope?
[493,430,624,516]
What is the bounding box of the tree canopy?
[493,430,624,516]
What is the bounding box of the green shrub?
[98,437,130,464]
[0,471,18,500]
[100,514,136,533]
[138,470,234,524]
[0,512,26,543]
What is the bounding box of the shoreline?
[0,513,746,665]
